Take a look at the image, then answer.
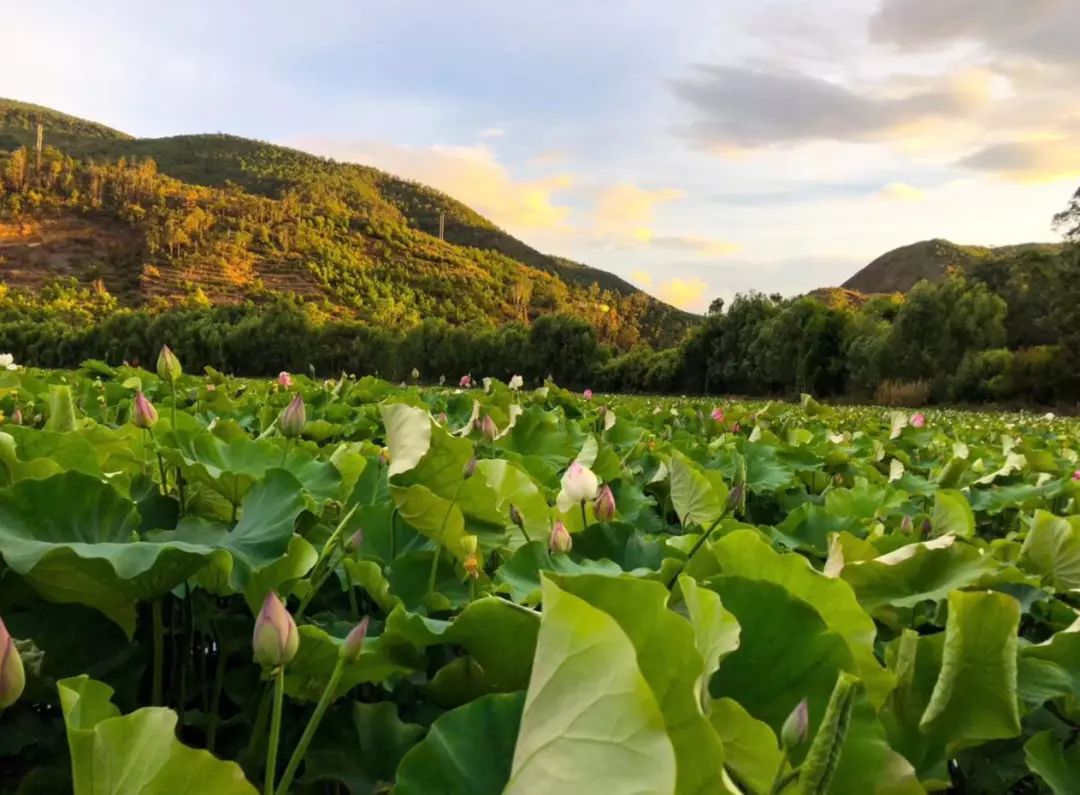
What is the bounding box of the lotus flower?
[583,389,593,400]
[594,484,616,522]
[132,392,158,429]
[460,374,472,388]
[0,354,17,371]
[780,699,809,749]
[411,368,420,381]
[279,394,306,438]
[711,406,725,422]
[480,414,498,441]
[549,521,572,555]
[911,412,926,428]
[0,616,25,709]
[277,371,293,388]
[560,461,600,507]
[1072,471,1080,481]
[508,374,524,390]
[340,617,370,663]
[206,383,216,392]
[252,591,299,668]
[156,345,182,382]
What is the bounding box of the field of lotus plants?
[0,349,1077,794]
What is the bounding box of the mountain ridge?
[0,97,692,347]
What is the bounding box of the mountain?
[0,98,693,348]
[842,238,1068,294]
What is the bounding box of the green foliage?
[0,367,1077,791]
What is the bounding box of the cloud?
[654,277,710,312]
[650,235,742,257]
[591,183,684,242]
[957,138,1080,182]
[880,182,925,201]
[671,64,987,149]
[870,0,1075,62]
[479,127,505,138]
[630,269,653,287]
[295,139,574,232]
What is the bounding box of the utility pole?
[35,123,43,174]
[438,211,445,241]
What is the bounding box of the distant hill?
[0,98,693,348]
[842,238,1068,294]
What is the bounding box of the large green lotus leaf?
[0,472,222,634]
[302,701,425,794]
[706,576,857,738]
[931,489,975,538]
[494,540,623,605]
[506,576,677,794]
[344,558,398,613]
[157,469,308,591]
[698,530,893,706]
[58,675,256,795]
[1020,620,1080,701]
[0,426,101,480]
[160,430,278,505]
[679,576,740,707]
[382,403,472,498]
[669,450,728,529]
[920,591,1021,742]
[383,597,539,691]
[548,573,734,795]
[242,534,318,611]
[395,692,525,795]
[839,537,1023,613]
[44,384,78,432]
[1024,730,1080,795]
[571,521,667,572]
[389,484,467,559]
[379,402,432,478]
[1020,510,1080,591]
[824,480,907,525]
[283,624,421,703]
[830,692,925,795]
[707,698,781,795]
[504,406,587,472]
[469,459,550,547]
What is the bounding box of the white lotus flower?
[556,461,600,511]
[0,354,17,371]
[508,374,524,391]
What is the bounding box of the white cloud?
[880,182,925,201]
[591,183,684,242]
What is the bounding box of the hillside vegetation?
[842,238,1068,294]
[0,98,692,348]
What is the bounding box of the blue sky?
[9,0,1080,310]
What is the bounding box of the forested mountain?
[842,238,1067,294]
[0,98,692,348]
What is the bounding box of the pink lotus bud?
[508,503,525,530]
[549,521,572,555]
[781,698,809,749]
[911,412,926,428]
[583,389,593,400]
[594,484,616,522]
[279,394,306,438]
[10,407,21,426]
[900,515,914,533]
[277,371,293,388]
[711,406,725,422]
[562,461,599,503]
[340,616,370,663]
[347,528,364,552]
[1073,471,1080,481]
[462,457,477,480]
[156,345,182,382]
[252,591,299,668]
[459,374,472,388]
[437,412,448,424]
[0,616,25,710]
[732,422,741,433]
[206,383,216,392]
[480,414,498,441]
[132,392,158,429]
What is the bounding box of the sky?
[7,0,1080,312]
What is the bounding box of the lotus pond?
[0,357,1078,794]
